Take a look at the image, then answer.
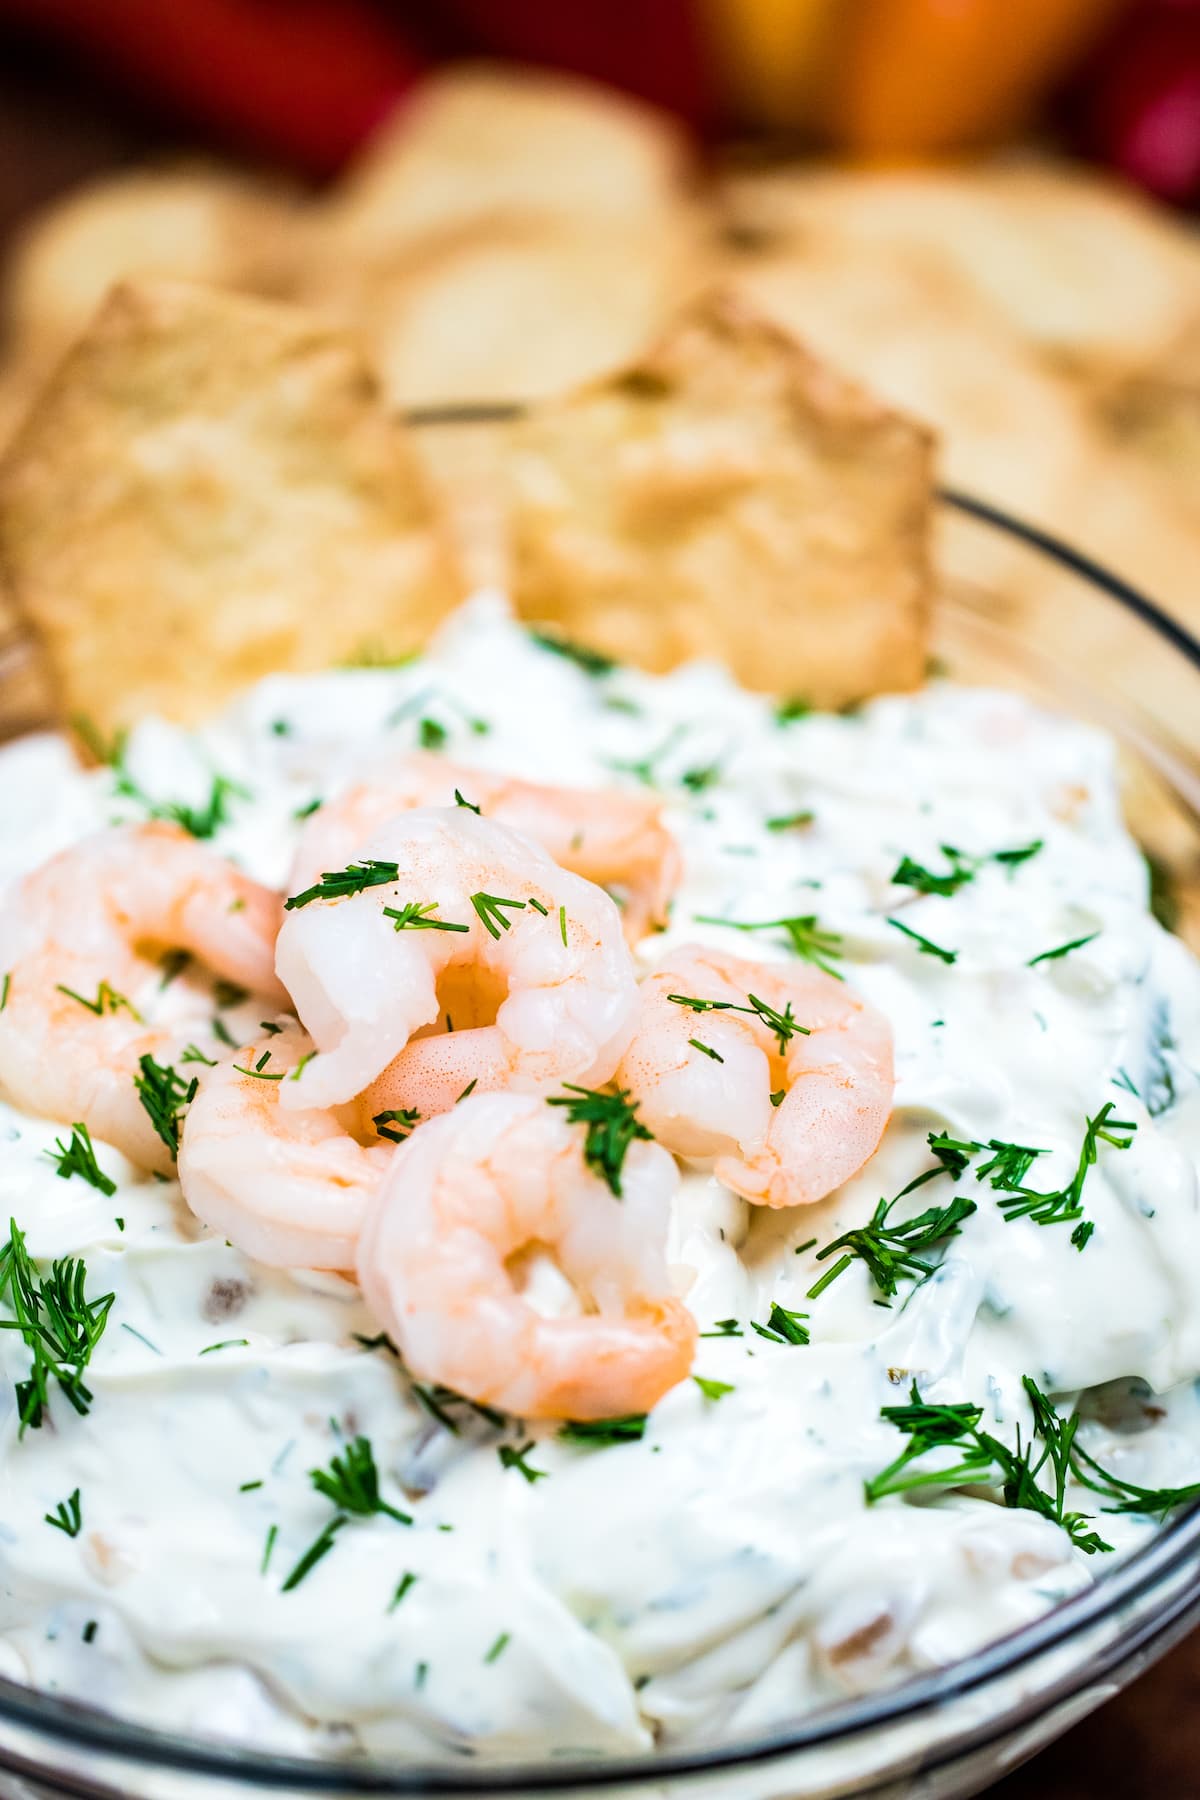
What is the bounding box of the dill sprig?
[498,1441,548,1484]
[0,1220,115,1433]
[55,980,141,1021]
[382,901,469,933]
[309,1436,412,1524]
[892,839,1044,897]
[808,1193,977,1302]
[46,1123,117,1196]
[45,1487,83,1537]
[991,1103,1136,1249]
[749,1303,810,1345]
[470,892,527,939]
[667,990,808,1056]
[693,912,845,979]
[886,917,958,964]
[547,1084,652,1198]
[559,1415,647,1446]
[133,1054,198,1159]
[528,629,615,676]
[1027,931,1101,967]
[285,859,401,911]
[373,1107,421,1144]
[866,1374,1200,1554]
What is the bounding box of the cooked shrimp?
[616,943,894,1208]
[357,1091,696,1419]
[0,823,285,1173]
[290,751,679,943]
[276,808,638,1118]
[178,1021,390,1269]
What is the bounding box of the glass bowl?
[0,491,1198,1800]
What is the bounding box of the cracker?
[4,166,303,374]
[0,280,462,732]
[502,292,933,706]
[325,61,692,259]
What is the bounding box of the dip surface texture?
[1,596,1198,1761]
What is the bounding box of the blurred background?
[0,5,1195,1795]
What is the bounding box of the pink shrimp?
[615,942,894,1208]
[0,823,285,1173]
[290,751,679,944]
[356,1090,696,1420]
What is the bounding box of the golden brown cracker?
[503,292,934,706]
[0,280,463,732]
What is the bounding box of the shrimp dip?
[1,593,1199,1764]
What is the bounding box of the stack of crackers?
[0,61,1194,737]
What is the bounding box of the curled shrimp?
[290,751,679,943]
[178,1021,390,1269]
[356,1090,696,1420]
[615,943,894,1208]
[0,823,285,1173]
[276,807,638,1118]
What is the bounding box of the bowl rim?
[2,489,1200,1793]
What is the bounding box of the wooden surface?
[0,26,1195,1798]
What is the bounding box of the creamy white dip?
[1,594,1198,1763]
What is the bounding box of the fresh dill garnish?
[769,1087,785,1106]
[766,810,815,833]
[527,897,549,915]
[484,1631,511,1664]
[667,990,807,1056]
[133,1054,198,1158]
[692,1375,735,1401]
[411,1382,507,1433]
[294,797,323,821]
[681,761,722,794]
[559,1415,647,1446]
[892,1130,984,1199]
[892,846,978,897]
[211,1015,237,1048]
[892,840,1044,897]
[280,1516,345,1592]
[232,1050,284,1081]
[261,1524,279,1574]
[1027,931,1101,967]
[44,1487,83,1537]
[72,715,128,766]
[270,719,291,737]
[239,1479,263,1493]
[309,1435,412,1524]
[454,788,481,814]
[456,1079,477,1103]
[373,1107,421,1144]
[498,1441,548,1484]
[0,972,8,1011]
[529,629,615,676]
[285,859,400,910]
[382,901,469,933]
[82,1619,98,1644]
[389,1571,418,1613]
[808,1193,977,1302]
[46,1123,117,1196]
[199,1339,249,1355]
[865,1374,1200,1552]
[699,1317,743,1338]
[182,1041,216,1067]
[774,697,811,725]
[993,840,1044,868]
[689,1037,723,1061]
[418,717,447,751]
[470,892,527,938]
[990,1103,1135,1248]
[55,980,141,1021]
[750,1303,810,1345]
[155,774,247,840]
[558,904,568,947]
[694,912,844,979]
[886,917,958,964]
[0,1220,115,1433]
[213,980,249,1009]
[547,1084,652,1198]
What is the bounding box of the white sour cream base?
[1,595,1199,1763]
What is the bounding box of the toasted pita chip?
[326,62,692,259]
[305,216,707,409]
[0,280,462,733]
[503,293,933,706]
[4,166,304,375]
